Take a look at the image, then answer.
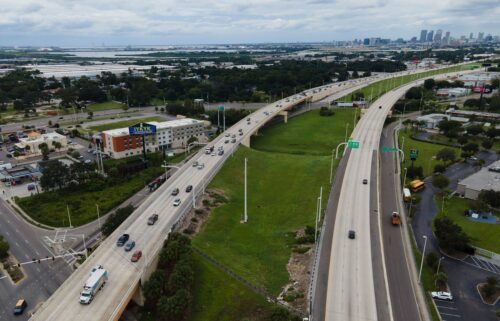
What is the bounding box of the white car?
[431,291,453,301]
[173,198,181,207]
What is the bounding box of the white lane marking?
[439,312,461,318]
[436,305,458,310]
[0,275,7,280]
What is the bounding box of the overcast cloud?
[0,0,498,46]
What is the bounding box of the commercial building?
[457,161,500,199]
[420,30,428,42]
[416,113,469,129]
[15,132,68,155]
[100,118,206,159]
[445,108,500,122]
[436,87,470,97]
[427,30,434,42]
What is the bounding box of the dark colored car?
[348,230,356,239]
[362,179,368,185]
[185,185,193,192]
[131,250,142,262]
[116,234,130,247]
[14,299,27,315]
[147,214,159,225]
[124,241,136,252]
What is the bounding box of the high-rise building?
[363,38,370,45]
[420,29,428,42]
[469,32,474,39]
[434,29,443,42]
[443,31,451,44]
[478,32,484,41]
[426,30,434,42]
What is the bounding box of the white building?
[100,118,206,159]
[457,161,500,199]
[417,113,469,129]
[16,132,68,155]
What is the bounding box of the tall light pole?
[96,204,102,234]
[66,204,73,228]
[345,123,350,142]
[418,235,428,283]
[436,256,445,275]
[403,167,408,186]
[243,157,248,223]
[162,160,168,179]
[330,149,335,184]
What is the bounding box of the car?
[131,250,142,262]
[84,159,92,164]
[197,163,204,170]
[469,156,478,161]
[171,188,179,196]
[362,179,368,184]
[224,140,229,144]
[6,153,13,158]
[225,133,230,137]
[211,152,216,156]
[348,230,356,239]
[116,234,130,247]
[173,198,181,206]
[87,149,93,153]
[431,291,453,301]
[58,116,64,119]
[246,118,251,121]
[239,132,243,136]
[238,128,243,132]
[218,150,224,156]
[192,161,198,167]
[13,299,27,315]
[27,183,36,191]
[231,134,236,138]
[231,138,236,143]
[186,185,193,192]
[147,214,159,225]
[379,106,382,109]
[124,241,136,252]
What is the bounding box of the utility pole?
[418,235,428,283]
[243,158,248,223]
[96,204,102,234]
[66,204,73,228]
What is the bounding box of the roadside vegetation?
[86,101,126,112]
[88,116,163,132]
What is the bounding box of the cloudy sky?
[0,0,499,47]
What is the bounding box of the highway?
[28,65,466,321]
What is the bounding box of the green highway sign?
[348,139,360,149]
[381,147,398,152]
[410,149,419,161]
[218,105,225,111]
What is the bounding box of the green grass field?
[188,253,275,321]
[398,130,460,178]
[343,64,475,103]
[435,196,500,253]
[252,109,355,155]
[86,101,125,112]
[193,110,349,295]
[88,116,163,132]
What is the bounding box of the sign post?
[347,139,360,149]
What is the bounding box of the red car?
[131,250,142,262]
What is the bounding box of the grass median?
[193,109,351,295]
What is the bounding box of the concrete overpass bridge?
[28,67,453,321]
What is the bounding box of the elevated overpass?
[29,65,464,321]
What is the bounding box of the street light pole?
[418,235,428,283]
[329,149,335,184]
[403,167,408,186]
[345,123,350,142]
[96,204,102,234]
[436,256,444,275]
[243,157,248,223]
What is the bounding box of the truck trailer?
[80,266,108,304]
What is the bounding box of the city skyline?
[0,0,499,46]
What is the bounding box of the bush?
[407,166,423,179]
[432,175,450,189]
[319,107,334,116]
[425,252,439,272]
[434,164,446,173]
[434,217,470,253]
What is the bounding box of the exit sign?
[348,139,360,149]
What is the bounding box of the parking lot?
[433,298,462,320]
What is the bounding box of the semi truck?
[80,266,108,304]
[391,212,401,225]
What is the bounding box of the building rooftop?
[445,108,500,120]
[417,113,469,123]
[458,160,500,192]
[102,118,203,136]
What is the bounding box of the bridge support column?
[278,111,288,123]
[241,135,251,148]
[131,251,161,306]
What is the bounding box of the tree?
[436,148,456,164]
[478,190,500,209]
[432,175,450,189]
[426,252,439,271]
[437,119,462,140]
[434,217,470,253]
[491,77,500,89]
[466,125,484,136]
[38,142,50,160]
[434,164,446,174]
[483,276,499,299]
[457,136,468,146]
[101,205,135,236]
[486,128,500,139]
[435,272,448,287]
[186,136,198,145]
[424,78,435,90]
[143,270,167,307]
[157,289,190,321]
[0,235,10,260]
[407,166,423,179]
[87,111,94,119]
[482,139,493,150]
[52,141,62,152]
[40,160,69,191]
[462,143,479,157]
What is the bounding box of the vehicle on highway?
[173,198,181,206]
[192,161,198,167]
[205,146,214,154]
[197,163,204,169]
[362,179,368,184]
[171,188,179,196]
[231,138,236,143]
[348,230,356,239]
[131,250,142,262]
[431,291,453,301]
[239,132,243,136]
[79,266,107,304]
[224,140,229,144]
[238,128,243,132]
[13,299,27,315]
[246,117,251,121]
[124,241,136,252]
[379,106,382,109]
[218,149,224,156]
[231,134,236,138]
[225,133,230,137]
[469,156,478,161]
[147,214,159,225]
[211,151,216,156]
[391,212,401,225]
[116,234,129,247]
[186,185,193,192]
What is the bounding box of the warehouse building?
[457,160,500,200]
[416,113,469,129]
[101,118,206,159]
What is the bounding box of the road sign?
[348,139,360,149]
[381,147,398,152]
[218,105,225,111]
[410,149,419,161]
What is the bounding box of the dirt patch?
[477,283,500,305]
[177,189,228,236]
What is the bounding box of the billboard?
[129,123,157,136]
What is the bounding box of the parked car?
[27,184,36,191]
[171,188,179,196]
[147,214,159,225]
[173,198,181,206]
[124,241,136,252]
[131,250,142,262]
[431,291,453,301]
[13,299,27,315]
[185,185,193,192]
[116,234,130,247]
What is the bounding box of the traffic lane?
[443,259,500,321]
[380,123,422,321]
